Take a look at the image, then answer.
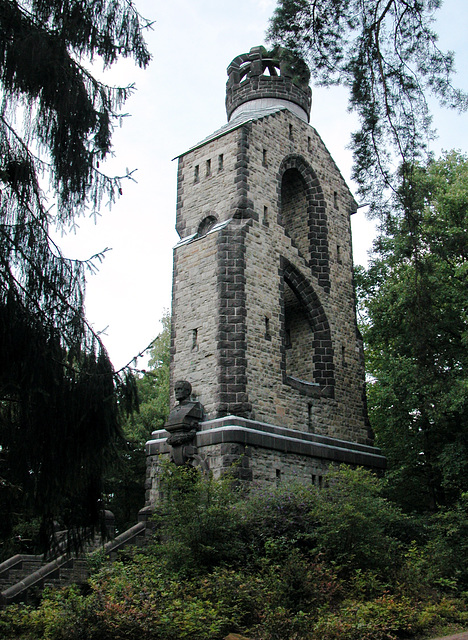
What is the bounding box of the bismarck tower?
[145,46,385,500]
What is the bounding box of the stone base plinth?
[144,415,386,506]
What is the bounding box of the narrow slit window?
[265,316,271,341]
[308,402,313,432]
[307,136,311,151]
[334,191,338,208]
[218,154,224,171]
[337,244,342,264]
[194,165,199,183]
[263,205,268,226]
[262,149,268,166]
[289,124,294,140]
[206,159,211,176]
[192,328,198,351]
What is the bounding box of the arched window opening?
[197,215,217,238]
[284,280,314,383]
[281,258,335,395]
[281,168,309,260]
[278,156,331,292]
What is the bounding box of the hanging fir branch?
[0,0,150,554]
[268,0,468,218]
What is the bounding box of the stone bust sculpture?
[174,380,192,403]
[164,380,203,463]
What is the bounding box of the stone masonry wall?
[281,169,309,261]
[175,134,240,238]
[241,109,369,444]
[171,106,371,445]
[284,287,315,383]
[145,440,330,503]
[171,231,219,417]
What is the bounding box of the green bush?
[234,480,319,560]
[423,493,468,592]
[0,603,36,640]
[313,593,420,640]
[1,465,468,640]
[153,462,246,574]
[313,466,407,576]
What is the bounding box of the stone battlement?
[226,46,312,122]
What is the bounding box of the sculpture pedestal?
[144,415,386,505]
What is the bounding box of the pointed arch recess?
[277,154,330,292]
[280,258,335,398]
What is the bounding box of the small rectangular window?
[194,165,199,183]
[192,328,198,351]
[289,124,294,140]
[337,244,342,264]
[334,191,338,208]
[312,473,322,487]
[307,136,312,151]
[262,149,268,166]
[265,316,271,341]
[206,159,211,176]
[218,154,224,171]
[263,205,269,226]
[308,402,314,432]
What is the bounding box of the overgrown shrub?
[152,462,246,573]
[1,465,468,640]
[234,480,319,560]
[312,466,407,575]
[421,493,468,593]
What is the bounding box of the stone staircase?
[0,520,151,607]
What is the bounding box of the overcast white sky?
[57,0,468,370]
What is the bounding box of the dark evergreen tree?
[0,0,151,554]
[268,0,467,217]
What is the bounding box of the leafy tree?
[0,0,151,553]
[105,312,171,532]
[356,151,468,511]
[125,311,171,442]
[267,0,468,216]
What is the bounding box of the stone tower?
[145,47,385,500]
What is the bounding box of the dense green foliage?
[0,0,150,552]
[356,151,468,511]
[104,313,170,532]
[268,0,468,215]
[1,465,468,639]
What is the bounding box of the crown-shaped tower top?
[226,45,312,123]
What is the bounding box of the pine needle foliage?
[0,0,150,553]
[268,0,468,217]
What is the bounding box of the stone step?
[0,561,42,582]
[1,521,150,606]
